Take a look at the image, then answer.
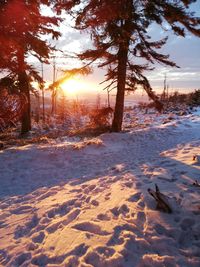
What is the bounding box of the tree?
[0,77,26,130]
[58,0,200,132]
[0,0,60,133]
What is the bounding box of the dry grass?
[68,125,111,138]
[73,138,104,150]
[0,125,110,150]
[0,128,69,149]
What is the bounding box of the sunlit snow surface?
[0,108,200,266]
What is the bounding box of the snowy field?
[0,109,200,266]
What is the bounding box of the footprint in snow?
[31,231,45,243]
[72,221,110,236]
[69,188,82,193]
[26,242,38,251]
[0,219,8,229]
[13,252,31,267]
[14,213,39,239]
[85,196,91,203]
[110,204,130,218]
[10,205,35,215]
[107,223,141,246]
[36,190,57,201]
[83,187,92,194]
[95,246,115,257]
[46,221,62,234]
[0,249,10,265]
[62,208,81,226]
[127,192,141,202]
[46,208,81,233]
[135,211,146,227]
[126,211,146,232]
[90,199,99,206]
[46,199,77,218]
[96,213,110,221]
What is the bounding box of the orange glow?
[60,78,85,96]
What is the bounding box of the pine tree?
[0,0,60,133]
[58,0,200,132]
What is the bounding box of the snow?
[0,108,200,266]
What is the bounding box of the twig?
[193,180,200,188]
[148,184,172,213]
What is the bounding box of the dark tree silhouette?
[0,0,60,133]
[58,0,200,132]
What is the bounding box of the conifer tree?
[0,0,60,133]
[58,0,200,132]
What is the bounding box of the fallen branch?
[148,184,172,213]
[192,180,200,188]
[193,155,200,163]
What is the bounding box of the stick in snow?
[193,155,200,162]
[148,184,172,213]
[192,180,200,188]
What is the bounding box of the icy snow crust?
[0,109,200,266]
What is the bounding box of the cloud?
[29,3,200,94]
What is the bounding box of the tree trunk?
[111,40,129,132]
[41,62,45,122]
[42,87,45,122]
[17,49,31,134]
[107,89,111,108]
[51,90,55,114]
[19,71,31,134]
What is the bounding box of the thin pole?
[41,62,45,122]
[53,56,56,114]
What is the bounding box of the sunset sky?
[35,1,200,99]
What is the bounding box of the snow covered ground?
[0,109,200,266]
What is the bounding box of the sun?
[60,78,82,96]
